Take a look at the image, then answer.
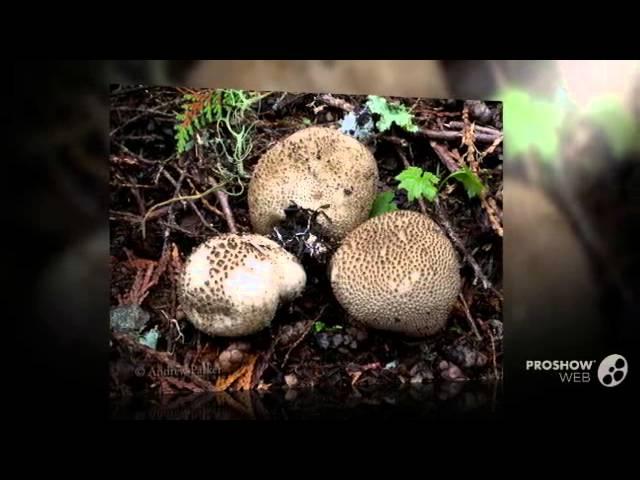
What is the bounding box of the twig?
[161,170,217,237]
[430,141,460,173]
[395,147,427,214]
[481,195,504,237]
[216,190,238,234]
[486,324,499,380]
[112,332,215,392]
[435,200,502,301]
[110,98,182,137]
[423,129,499,144]
[480,135,504,159]
[161,165,188,255]
[446,121,501,136]
[319,94,355,112]
[458,293,482,341]
[281,305,327,369]
[200,196,225,218]
[142,180,228,239]
[111,142,160,165]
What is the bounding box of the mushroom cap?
[178,234,306,337]
[248,126,379,240]
[329,210,461,336]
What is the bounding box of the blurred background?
[11,60,639,414]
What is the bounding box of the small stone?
[110,304,149,334]
[441,363,466,381]
[331,334,344,348]
[316,333,330,350]
[423,369,435,381]
[230,349,244,364]
[410,374,424,384]
[463,348,477,369]
[349,340,358,349]
[284,374,298,388]
[385,361,398,370]
[342,334,352,345]
[326,112,334,122]
[439,360,449,371]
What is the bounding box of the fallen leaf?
[214,354,257,392]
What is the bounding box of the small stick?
[423,129,499,144]
[446,121,501,136]
[487,324,499,381]
[281,305,327,369]
[200,196,225,218]
[458,293,482,341]
[319,94,355,112]
[435,200,502,301]
[430,141,460,173]
[215,190,238,234]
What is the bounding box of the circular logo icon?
[134,366,146,377]
[597,354,628,387]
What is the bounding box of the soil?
[108,86,504,403]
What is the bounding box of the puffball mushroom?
[329,210,461,336]
[248,126,379,240]
[178,234,306,337]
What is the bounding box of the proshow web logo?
[525,354,628,387]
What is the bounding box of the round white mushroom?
[248,126,379,240]
[178,234,306,337]
[329,210,461,336]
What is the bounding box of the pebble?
[315,333,330,350]
[110,304,149,334]
[441,363,466,382]
[331,334,344,348]
[284,374,298,388]
[347,326,368,343]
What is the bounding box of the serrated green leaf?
[370,190,399,217]
[395,166,440,202]
[366,95,419,133]
[446,167,486,199]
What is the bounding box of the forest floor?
[109,86,504,403]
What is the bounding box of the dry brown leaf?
[214,354,257,392]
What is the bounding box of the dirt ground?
[109,86,503,399]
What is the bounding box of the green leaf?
[445,167,486,199]
[497,88,566,163]
[314,321,327,333]
[370,190,399,217]
[395,166,440,202]
[366,95,419,133]
[302,117,312,126]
